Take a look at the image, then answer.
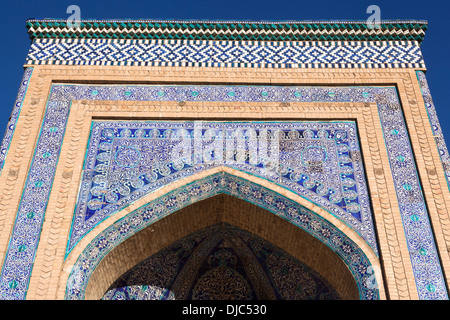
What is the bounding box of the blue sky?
[1,0,449,150]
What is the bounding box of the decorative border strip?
[416,71,450,189]
[24,39,425,69]
[0,83,447,300]
[65,172,379,300]
[0,68,33,171]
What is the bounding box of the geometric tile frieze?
[25,39,426,69]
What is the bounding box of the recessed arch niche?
[65,172,380,300]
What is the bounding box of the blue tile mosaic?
[25,39,425,69]
[416,71,450,189]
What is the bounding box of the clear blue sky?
[1,0,449,151]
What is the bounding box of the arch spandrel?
[63,169,383,300]
[68,120,377,257]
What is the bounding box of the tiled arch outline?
[0,71,447,300]
[53,99,386,300]
[64,168,381,300]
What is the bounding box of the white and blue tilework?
[25,39,425,69]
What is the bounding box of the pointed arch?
[61,166,384,300]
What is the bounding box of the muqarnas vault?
[0,18,449,300]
